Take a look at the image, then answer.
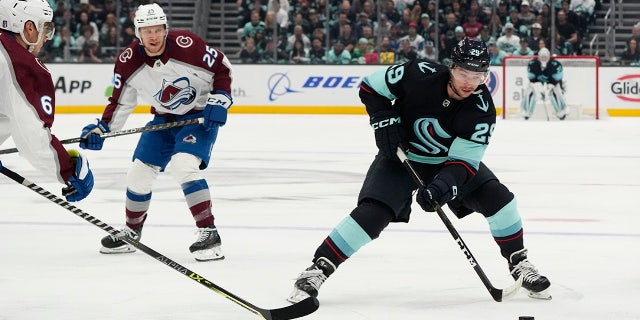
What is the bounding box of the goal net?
[501,55,600,120]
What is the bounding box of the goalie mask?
[0,0,55,51]
[134,3,168,41]
[538,48,550,68]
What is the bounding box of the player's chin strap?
[396,146,523,302]
[0,118,204,155]
[0,165,320,320]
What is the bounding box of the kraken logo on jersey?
[411,118,452,155]
[476,93,489,112]
[153,77,197,110]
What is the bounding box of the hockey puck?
[519,317,534,320]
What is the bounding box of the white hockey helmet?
[538,47,550,63]
[134,3,168,40]
[0,0,55,42]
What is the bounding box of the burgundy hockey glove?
[370,110,407,159]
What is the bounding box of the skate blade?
[99,245,136,254]
[287,289,311,304]
[528,289,552,300]
[192,246,225,262]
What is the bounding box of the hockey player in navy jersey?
[287,38,551,303]
[78,3,233,261]
[521,48,568,120]
[0,0,94,202]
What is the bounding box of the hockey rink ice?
[0,113,638,320]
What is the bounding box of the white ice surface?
[1,114,639,320]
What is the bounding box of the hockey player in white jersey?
[521,48,568,120]
[0,0,94,202]
[79,3,233,261]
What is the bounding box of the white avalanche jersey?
[101,30,233,131]
[0,31,73,183]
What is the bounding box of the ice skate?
[189,224,224,261]
[100,226,141,254]
[287,257,336,304]
[509,249,552,300]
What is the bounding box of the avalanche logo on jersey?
[183,134,197,144]
[176,36,194,48]
[153,77,197,110]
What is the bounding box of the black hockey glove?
[370,110,407,158]
[416,175,457,212]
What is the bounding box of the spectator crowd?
[36,0,640,66]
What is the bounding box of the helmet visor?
[451,67,486,85]
[42,21,55,40]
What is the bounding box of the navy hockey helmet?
[450,37,490,73]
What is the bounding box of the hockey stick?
[0,118,204,155]
[0,165,319,320]
[396,147,522,302]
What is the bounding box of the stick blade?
[266,297,320,320]
[491,275,523,302]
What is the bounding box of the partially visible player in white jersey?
[0,0,94,202]
[79,3,233,261]
[521,48,568,120]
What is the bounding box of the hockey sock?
[181,179,214,227]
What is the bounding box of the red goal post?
[501,55,600,120]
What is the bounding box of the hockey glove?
[79,119,110,150]
[537,75,549,83]
[370,110,407,158]
[416,175,457,212]
[62,150,94,202]
[203,91,233,131]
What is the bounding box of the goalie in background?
[521,48,568,120]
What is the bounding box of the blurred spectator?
[49,24,76,62]
[476,25,496,46]
[238,0,267,28]
[287,25,311,52]
[329,11,352,39]
[308,38,326,64]
[441,26,465,62]
[268,0,290,30]
[74,11,99,43]
[488,42,508,65]
[78,40,103,63]
[400,22,425,55]
[526,22,545,53]
[374,14,392,40]
[355,12,373,39]
[243,11,266,41]
[553,33,575,55]
[289,39,310,64]
[337,23,358,53]
[462,14,483,38]
[496,1,509,25]
[513,38,534,55]
[620,38,640,66]
[53,1,74,31]
[240,37,261,63]
[101,25,120,59]
[569,0,596,37]
[76,25,96,50]
[120,9,136,46]
[307,9,324,35]
[361,25,376,52]
[419,13,434,41]
[507,7,525,34]
[289,12,310,35]
[440,13,459,44]
[311,28,325,45]
[396,8,414,38]
[423,40,438,61]
[325,41,351,64]
[378,37,396,64]
[464,0,490,25]
[351,37,372,64]
[396,38,418,63]
[518,1,536,29]
[263,11,286,49]
[382,0,401,24]
[629,23,640,42]
[538,4,552,38]
[409,2,423,26]
[259,38,288,64]
[497,22,520,54]
[100,12,118,39]
[556,9,579,54]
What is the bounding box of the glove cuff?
[207,91,233,110]
[370,110,401,130]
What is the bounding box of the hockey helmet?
[134,3,168,40]
[450,37,490,73]
[0,0,55,41]
[538,47,550,63]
